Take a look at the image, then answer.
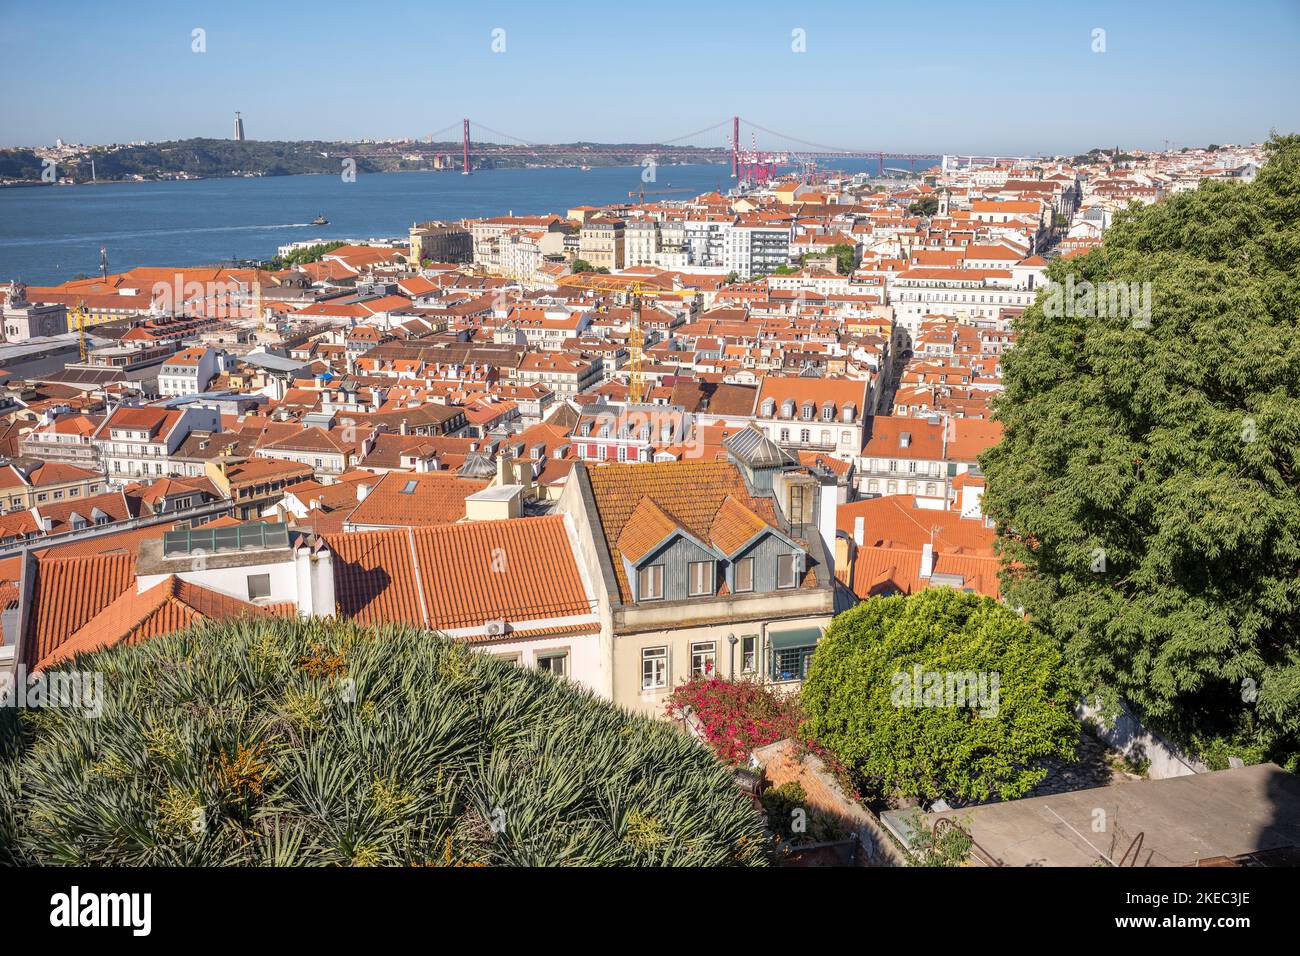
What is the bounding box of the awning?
[769,627,821,650]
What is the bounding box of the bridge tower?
[462,119,471,175]
[731,116,739,178]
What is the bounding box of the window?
[246,573,271,601]
[638,564,663,601]
[741,635,758,674]
[688,560,714,597]
[401,479,419,494]
[690,641,716,678]
[769,630,819,682]
[642,647,668,690]
[733,556,755,593]
[536,651,567,677]
[776,553,799,589]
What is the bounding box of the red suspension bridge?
[421,116,942,182]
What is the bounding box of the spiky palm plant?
[0,618,769,866]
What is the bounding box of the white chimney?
[356,482,371,502]
[853,516,865,547]
[919,542,934,579]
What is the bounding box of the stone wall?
[1078,698,1207,780]
[753,738,907,866]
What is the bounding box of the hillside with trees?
[981,133,1300,771]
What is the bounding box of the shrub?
[0,617,768,866]
[801,589,1079,804]
[759,781,847,846]
[665,676,802,766]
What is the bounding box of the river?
[0,159,880,285]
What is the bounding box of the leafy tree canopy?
[0,618,768,866]
[264,241,346,270]
[908,195,940,217]
[801,589,1078,804]
[981,133,1300,769]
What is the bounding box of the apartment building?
[0,460,102,513]
[624,220,660,267]
[18,412,103,469]
[158,347,221,397]
[512,352,600,398]
[96,404,222,485]
[752,375,870,464]
[857,415,949,499]
[723,219,793,279]
[408,220,472,264]
[558,441,837,717]
[578,218,625,271]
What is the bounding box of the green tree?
[908,195,940,217]
[801,589,1078,804]
[801,244,856,275]
[980,133,1300,769]
[264,240,346,270]
[0,617,769,866]
[571,258,594,273]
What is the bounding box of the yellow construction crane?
[69,301,92,362]
[561,274,693,405]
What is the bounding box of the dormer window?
[638,565,664,601]
[801,402,815,421]
[687,560,714,597]
[821,402,836,421]
[780,399,796,419]
[760,398,776,418]
[777,553,799,589]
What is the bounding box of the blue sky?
[2,0,1297,153]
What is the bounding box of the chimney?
[853,516,865,547]
[356,482,371,502]
[919,542,934,579]
[834,534,853,578]
[400,418,409,436]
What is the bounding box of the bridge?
[419,116,943,182]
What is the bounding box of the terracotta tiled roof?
[24,553,136,669]
[326,515,592,631]
[862,416,945,460]
[33,521,177,559]
[946,417,1003,461]
[850,544,1001,600]
[617,497,682,563]
[37,575,277,671]
[709,495,773,556]
[346,472,488,528]
[586,460,785,602]
[837,495,995,556]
